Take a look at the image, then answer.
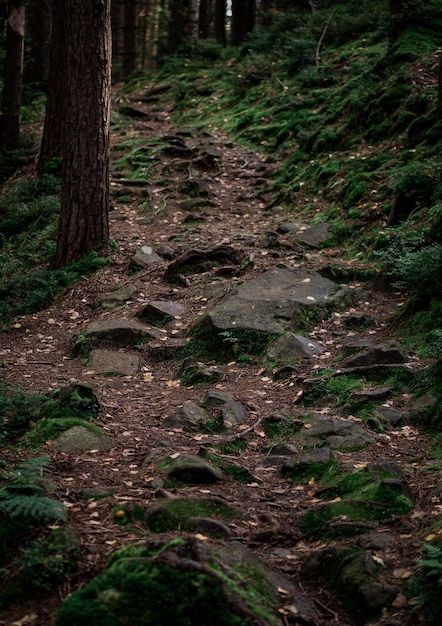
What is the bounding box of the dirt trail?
[0,93,438,626]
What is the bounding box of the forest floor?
[0,89,440,626]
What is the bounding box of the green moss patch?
[298,466,413,539]
[145,498,242,534]
[55,537,282,626]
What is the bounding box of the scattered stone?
[288,222,332,247]
[200,389,236,408]
[179,357,223,386]
[276,221,309,234]
[178,198,216,211]
[367,461,404,477]
[342,341,407,368]
[193,267,356,336]
[358,532,395,551]
[156,243,176,259]
[372,405,403,426]
[302,545,385,619]
[360,582,398,612]
[163,401,208,431]
[79,319,159,348]
[298,414,375,451]
[96,284,137,308]
[80,487,117,499]
[344,314,375,329]
[164,244,243,282]
[136,300,187,325]
[220,541,320,625]
[184,517,232,538]
[221,401,247,427]
[297,464,413,540]
[347,387,392,404]
[147,337,186,361]
[164,454,223,483]
[339,332,376,349]
[52,425,113,453]
[410,391,437,416]
[87,349,141,376]
[56,536,318,626]
[131,245,163,268]
[282,448,335,481]
[266,332,325,366]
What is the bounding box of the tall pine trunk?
[0,0,25,151]
[55,0,111,268]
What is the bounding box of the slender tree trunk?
[38,0,66,172]
[0,0,25,151]
[123,0,137,78]
[388,0,405,52]
[25,0,52,86]
[199,0,208,38]
[111,0,125,81]
[168,0,186,54]
[55,0,111,268]
[231,0,254,46]
[438,49,442,119]
[215,0,226,44]
[188,0,199,41]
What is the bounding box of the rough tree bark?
[25,0,52,86]
[231,0,255,46]
[38,0,65,172]
[0,0,25,151]
[215,0,226,44]
[55,0,111,268]
[123,0,137,78]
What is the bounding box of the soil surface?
[0,90,439,626]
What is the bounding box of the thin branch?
[316,11,335,67]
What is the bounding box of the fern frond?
[0,494,67,523]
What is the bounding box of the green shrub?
[408,543,442,625]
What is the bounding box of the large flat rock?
[193,267,354,335]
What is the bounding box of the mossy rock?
[55,536,293,626]
[301,545,384,617]
[144,497,242,534]
[297,466,413,539]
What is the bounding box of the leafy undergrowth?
[2,1,442,623]
[0,175,110,332]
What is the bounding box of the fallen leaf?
[194,533,208,541]
[254,425,266,437]
[277,587,290,595]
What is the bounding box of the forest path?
[0,91,438,626]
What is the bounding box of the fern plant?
[0,455,67,555]
[410,543,442,625]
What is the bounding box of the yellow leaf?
[308,477,315,485]
[425,533,437,542]
[194,533,208,541]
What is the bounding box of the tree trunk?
[0,0,25,151]
[187,0,199,41]
[231,0,254,46]
[215,0,225,44]
[167,0,186,54]
[55,0,111,268]
[388,0,405,51]
[25,0,52,86]
[38,0,66,172]
[199,0,208,38]
[111,0,125,81]
[438,48,442,119]
[123,0,137,78]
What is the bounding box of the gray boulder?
[193,267,354,336]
